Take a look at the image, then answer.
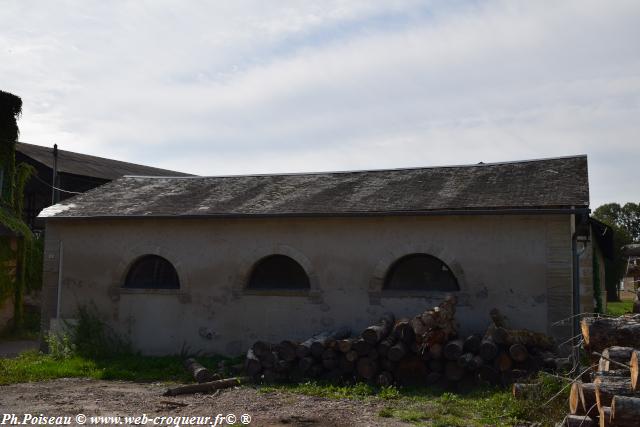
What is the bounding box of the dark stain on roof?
[16,142,192,180]
[39,155,589,219]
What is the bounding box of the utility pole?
[51,143,58,204]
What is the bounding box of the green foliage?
[606,300,634,316]
[259,373,568,426]
[0,350,233,385]
[45,333,76,360]
[0,90,22,208]
[593,203,636,301]
[69,304,131,359]
[594,202,640,242]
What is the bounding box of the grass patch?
[0,350,233,385]
[258,374,568,427]
[606,300,634,316]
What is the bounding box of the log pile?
[245,297,561,388]
[552,315,640,426]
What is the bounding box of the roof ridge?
[122,154,588,180]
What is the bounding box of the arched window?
[384,254,459,291]
[124,255,180,289]
[247,255,310,290]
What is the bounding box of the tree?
[0,90,36,332]
[593,203,638,301]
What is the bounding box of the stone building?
[39,155,606,355]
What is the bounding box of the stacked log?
[559,315,640,426]
[245,299,561,389]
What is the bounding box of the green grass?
[258,374,568,427]
[0,350,235,385]
[606,300,634,316]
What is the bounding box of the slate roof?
[16,142,191,180]
[39,155,589,219]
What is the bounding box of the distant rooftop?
[39,155,589,219]
[17,142,191,180]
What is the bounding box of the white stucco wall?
[41,214,576,356]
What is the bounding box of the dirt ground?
[0,378,409,426]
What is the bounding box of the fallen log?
[509,344,529,363]
[599,406,611,427]
[600,346,634,372]
[336,339,352,353]
[245,349,262,377]
[564,415,595,427]
[457,352,475,369]
[356,357,378,380]
[252,341,272,358]
[362,313,395,345]
[494,352,513,372]
[630,350,640,391]
[352,338,372,356]
[429,343,444,360]
[377,335,396,358]
[387,340,407,362]
[611,395,640,427]
[581,315,640,353]
[595,376,636,409]
[277,340,298,362]
[393,319,416,344]
[445,360,465,382]
[479,336,498,361]
[443,339,464,361]
[163,377,249,396]
[183,358,219,383]
[463,334,482,354]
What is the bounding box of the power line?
[33,174,82,195]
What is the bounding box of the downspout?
[572,231,587,363]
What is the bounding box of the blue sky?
[1,0,639,207]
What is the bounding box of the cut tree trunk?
[362,313,395,345]
[336,339,352,353]
[595,376,636,409]
[353,338,372,356]
[387,341,407,362]
[463,334,482,354]
[600,346,634,371]
[611,395,640,427]
[443,339,464,361]
[598,406,611,427]
[445,360,465,381]
[479,336,498,361]
[509,344,529,363]
[377,335,396,358]
[356,357,378,379]
[277,341,298,362]
[163,377,249,396]
[581,315,640,354]
[393,319,416,344]
[564,415,595,427]
[183,358,219,383]
[630,350,640,391]
[494,352,513,372]
[245,349,262,377]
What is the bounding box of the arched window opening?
[124,255,180,289]
[247,255,310,290]
[384,254,459,291]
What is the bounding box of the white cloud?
[1,0,639,207]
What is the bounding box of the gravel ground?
[0,378,409,426]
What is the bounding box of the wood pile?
[527,315,640,426]
[245,296,561,388]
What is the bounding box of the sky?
[1,0,639,208]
